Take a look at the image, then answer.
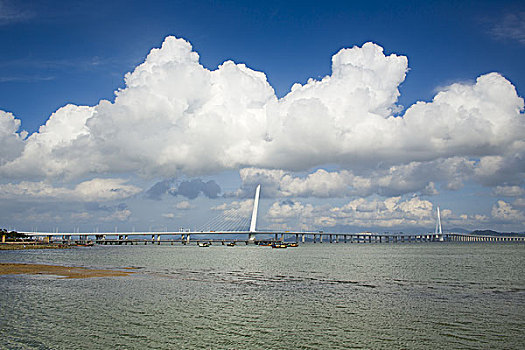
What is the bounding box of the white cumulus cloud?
[234,158,476,199]
[175,200,194,210]
[491,200,525,223]
[0,36,523,198]
[1,105,94,179]
[0,110,26,165]
[264,196,516,232]
[265,196,438,230]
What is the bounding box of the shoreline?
[0,242,72,250]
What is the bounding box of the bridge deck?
[13,232,524,245]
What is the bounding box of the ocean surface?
[1,242,524,349]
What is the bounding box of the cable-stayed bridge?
[15,184,319,244]
[10,185,525,245]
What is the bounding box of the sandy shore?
[0,263,135,279]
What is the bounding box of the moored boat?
[75,241,94,247]
[271,243,287,249]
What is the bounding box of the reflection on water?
[1,243,524,349]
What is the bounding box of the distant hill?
[470,230,525,237]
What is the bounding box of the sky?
[0,0,524,234]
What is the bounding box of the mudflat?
[0,263,134,279]
[0,243,70,250]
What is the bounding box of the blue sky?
[3,0,524,132]
[0,0,524,233]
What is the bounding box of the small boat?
[198,242,210,247]
[287,243,299,247]
[271,243,287,249]
[75,241,94,247]
[226,242,236,247]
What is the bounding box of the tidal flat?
[0,262,134,278]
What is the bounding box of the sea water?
[1,242,524,349]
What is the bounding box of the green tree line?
[1,229,27,239]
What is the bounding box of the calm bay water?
[1,243,524,349]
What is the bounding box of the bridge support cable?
[195,206,252,233]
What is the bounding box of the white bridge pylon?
[435,206,443,241]
[248,184,261,241]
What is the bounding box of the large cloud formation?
[0,178,141,202]
[263,196,525,232]
[0,36,524,198]
[0,110,26,166]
